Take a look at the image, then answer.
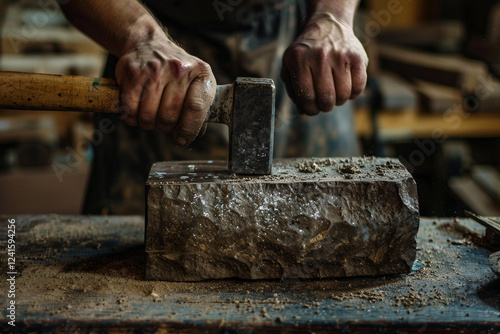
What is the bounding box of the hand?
[281,12,368,115]
[115,37,216,146]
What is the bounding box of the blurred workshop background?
[0,0,499,217]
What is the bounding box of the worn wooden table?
[1,215,499,333]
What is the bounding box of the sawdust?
[2,243,435,321]
[2,216,499,325]
[332,290,388,303]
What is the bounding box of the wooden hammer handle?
[0,71,234,124]
[0,71,120,113]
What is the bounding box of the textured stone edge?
[145,175,420,281]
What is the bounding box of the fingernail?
[177,138,187,146]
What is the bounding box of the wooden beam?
[378,44,489,92]
[355,107,500,138]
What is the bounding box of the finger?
[285,61,318,115]
[311,59,336,112]
[332,60,352,106]
[157,81,189,133]
[118,76,147,127]
[350,59,368,99]
[138,79,164,130]
[280,64,300,107]
[173,75,214,146]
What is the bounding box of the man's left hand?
[281,12,368,115]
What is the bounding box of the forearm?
[62,0,216,145]
[60,0,168,57]
[306,0,360,27]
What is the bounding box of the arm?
[281,0,368,115]
[60,1,216,146]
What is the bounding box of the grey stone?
[145,157,419,281]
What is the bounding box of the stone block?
[145,158,419,281]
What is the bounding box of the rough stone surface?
[145,157,420,281]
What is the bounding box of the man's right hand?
[115,37,216,146]
[60,1,217,146]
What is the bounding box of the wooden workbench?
[1,216,499,333]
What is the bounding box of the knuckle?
[349,53,363,65]
[139,110,157,125]
[147,59,163,78]
[197,61,211,73]
[284,45,305,66]
[157,107,181,131]
[314,48,330,64]
[289,45,305,60]
[170,97,185,113]
[169,58,191,79]
[350,55,368,72]
[117,73,142,92]
[184,97,206,113]
[120,61,142,80]
[334,52,350,68]
[318,94,335,111]
[188,61,212,82]
[157,113,178,129]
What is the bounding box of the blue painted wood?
[0,215,499,333]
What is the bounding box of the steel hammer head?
[207,77,275,175]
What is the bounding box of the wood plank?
[449,176,500,217]
[1,26,105,55]
[466,38,500,77]
[378,44,489,92]
[0,54,106,77]
[472,165,500,203]
[0,215,499,332]
[355,107,500,138]
[377,21,464,51]
[413,79,462,114]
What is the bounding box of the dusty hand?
[115,37,216,146]
[281,12,368,115]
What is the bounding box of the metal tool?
[0,71,275,174]
[465,210,500,276]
